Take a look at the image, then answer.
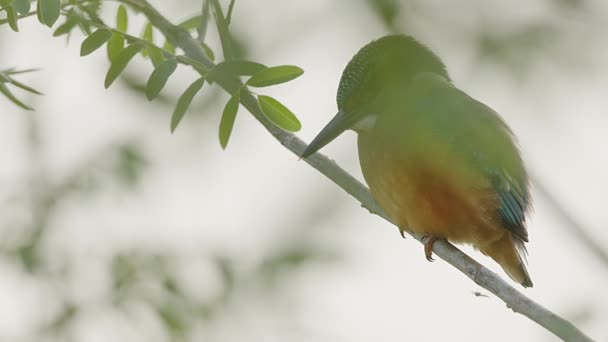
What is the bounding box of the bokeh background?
[1,0,607,341]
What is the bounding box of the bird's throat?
[352,114,378,133]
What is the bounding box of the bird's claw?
[423,235,439,262]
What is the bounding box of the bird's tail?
[480,233,533,288]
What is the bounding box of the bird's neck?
[351,114,378,133]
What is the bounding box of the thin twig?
[113,1,594,341]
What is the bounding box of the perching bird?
[301,35,533,287]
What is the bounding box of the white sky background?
[1,0,607,341]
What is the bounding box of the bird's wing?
[405,73,531,242]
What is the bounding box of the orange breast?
[358,137,505,247]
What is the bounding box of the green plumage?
[376,72,531,243]
[302,34,533,286]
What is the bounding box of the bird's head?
[301,35,449,158]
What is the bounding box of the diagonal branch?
[118,1,595,341]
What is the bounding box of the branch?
[117,1,595,341]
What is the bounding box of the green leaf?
[171,78,204,133]
[6,4,18,32]
[147,46,165,67]
[206,61,266,84]
[219,92,240,149]
[246,65,303,87]
[104,43,143,89]
[177,15,202,31]
[146,58,177,100]
[80,29,112,56]
[37,0,60,27]
[0,82,32,110]
[13,0,29,15]
[211,61,266,79]
[257,95,301,132]
[141,22,153,57]
[142,22,153,41]
[201,43,215,62]
[116,5,128,32]
[53,17,79,37]
[6,77,42,95]
[5,68,39,75]
[163,40,176,55]
[107,32,125,61]
[35,0,42,23]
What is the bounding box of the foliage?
[0,0,305,148]
[0,1,330,340]
[0,1,603,341]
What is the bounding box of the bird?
[301,35,533,287]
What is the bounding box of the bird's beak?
[301,110,355,159]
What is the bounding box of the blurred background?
[1,0,607,341]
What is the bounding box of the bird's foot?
[398,226,407,239]
[422,235,439,262]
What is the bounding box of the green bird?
[301,35,533,287]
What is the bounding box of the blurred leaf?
[107,32,125,61]
[104,43,143,88]
[246,65,303,87]
[141,22,153,57]
[258,95,301,132]
[17,243,38,270]
[201,42,215,62]
[198,0,210,41]
[37,0,60,27]
[226,0,236,25]
[72,0,102,34]
[178,15,202,31]
[554,0,586,10]
[146,57,177,100]
[367,0,400,30]
[210,60,266,80]
[0,82,32,110]
[262,247,323,275]
[210,0,234,60]
[147,46,165,67]
[171,78,205,133]
[163,276,180,295]
[163,40,176,55]
[53,16,79,37]
[477,24,557,77]
[112,254,137,291]
[157,305,185,339]
[115,143,147,186]
[219,92,240,149]
[46,304,77,333]
[5,4,18,32]
[80,28,112,56]
[215,257,235,299]
[13,0,29,15]
[5,77,42,95]
[4,68,39,75]
[116,4,128,32]
[142,22,153,42]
